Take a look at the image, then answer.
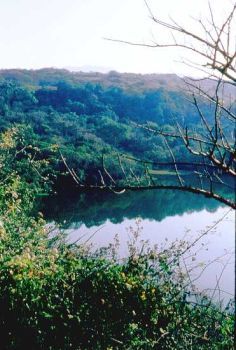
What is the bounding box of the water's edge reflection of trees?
[43,185,230,229]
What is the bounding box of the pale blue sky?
[0,0,233,74]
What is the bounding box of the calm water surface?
[44,188,235,303]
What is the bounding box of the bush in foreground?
[0,128,234,349]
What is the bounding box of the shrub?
[0,128,234,349]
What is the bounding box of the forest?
[1,69,234,189]
[0,69,234,349]
[1,0,235,346]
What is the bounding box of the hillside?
[0,68,235,98]
[0,68,183,92]
[0,69,233,188]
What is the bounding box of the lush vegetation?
[0,126,234,349]
[1,71,227,187]
[0,70,234,348]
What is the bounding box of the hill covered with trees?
[1,68,232,189]
[0,68,234,350]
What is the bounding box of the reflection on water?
[42,187,235,303]
[63,207,234,301]
[43,187,228,229]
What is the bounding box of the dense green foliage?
[0,127,234,349]
[0,70,234,348]
[0,74,216,185]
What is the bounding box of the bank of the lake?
[43,189,235,302]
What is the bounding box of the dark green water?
[43,186,232,229]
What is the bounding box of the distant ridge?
[0,68,235,99]
[0,68,184,92]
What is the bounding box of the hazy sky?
[0,0,234,75]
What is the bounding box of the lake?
[43,187,235,304]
